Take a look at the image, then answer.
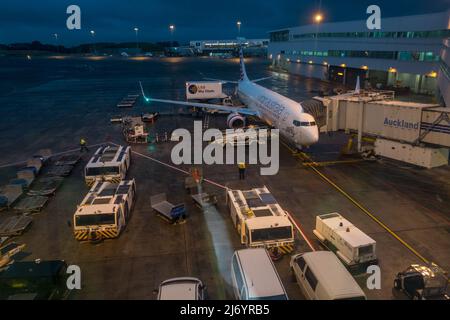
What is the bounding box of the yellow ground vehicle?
[226,187,294,254]
[73,179,136,242]
[84,145,131,186]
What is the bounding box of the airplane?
[139,49,319,149]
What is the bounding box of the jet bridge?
[316,91,450,168]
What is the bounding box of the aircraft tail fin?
[139,81,150,102]
[239,48,249,81]
[355,76,361,94]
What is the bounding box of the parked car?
[157,277,206,300]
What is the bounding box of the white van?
[231,248,288,300]
[290,251,366,300]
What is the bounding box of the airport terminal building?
[190,38,269,56]
[268,11,450,105]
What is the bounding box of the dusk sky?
[0,0,448,45]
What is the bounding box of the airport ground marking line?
[0,142,108,169]
[285,210,316,252]
[118,144,316,249]
[281,141,431,263]
[110,142,228,190]
[301,159,366,167]
[306,163,430,264]
[293,147,430,264]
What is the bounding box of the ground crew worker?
[238,162,246,180]
[80,138,89,153]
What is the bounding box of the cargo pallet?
[0,216,33,237]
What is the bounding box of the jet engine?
[227,113,246,129]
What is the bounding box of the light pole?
[237,21,242,37]
[312,12,323,64]
[90,30,96,55]
[54,33,59,53]
[134,27,139,53]
[169,24,175,47]
[314,13,323,23]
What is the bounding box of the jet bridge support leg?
[357,101,365,153]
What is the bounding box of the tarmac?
[0,56,449,300]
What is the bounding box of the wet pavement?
[0,56,449,300]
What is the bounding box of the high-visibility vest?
[238,163,246,169]
[80,139,86,145]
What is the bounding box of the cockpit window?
[293,120,316,127]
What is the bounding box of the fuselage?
[237,79,319,148]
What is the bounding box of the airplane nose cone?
[302,128,319,146]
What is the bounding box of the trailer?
[0,243,26,268]
[226,187,294,254]
[53,154,81,167]
[122,117,149,144]
[110,115,123,123]
[0,216,33,237]
[44,152,80,178]
[24,158,43,175]
[313,213,377,267]
[73,179,136,242]
[28,177,64,196]
[45,165,75,177]
[84,145,131,186]
[142,112,159,123]
[0,184,23,209]
[150,193,187,224]
[15,170,35,188]
[13,195,49,214]
[33,149,52,162]
[191,193,217,209]
[117,94,139,108]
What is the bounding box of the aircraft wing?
[139,81,258,116]
[251,76,273,83]
[203,77,238,84]
[148,98,258,116]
